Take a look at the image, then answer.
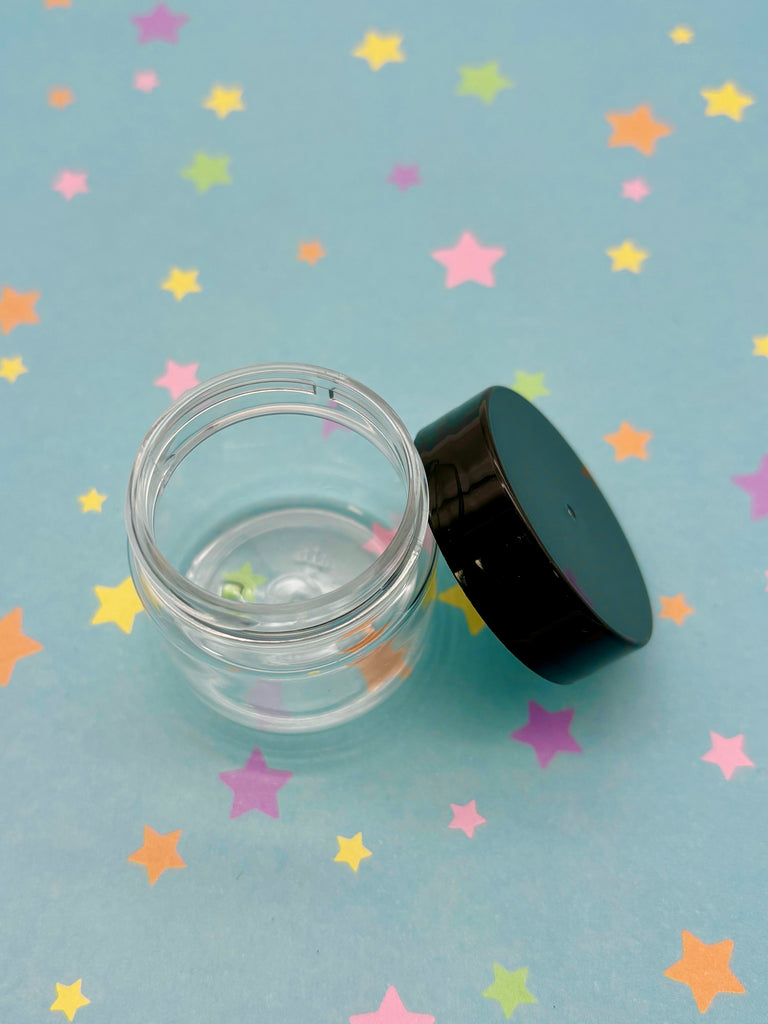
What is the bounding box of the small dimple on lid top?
[414,386,653,683]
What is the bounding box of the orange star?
[128,826,186,885]
[659,593,694,626]
[45,0,72,7]
[664,930,745,1012]
[603,421,652,460]
[0,608,43,686]
[355,641,412,691]
[297,241,326,266]
[48,86,74,109]
[605,104,673,156]
[0,286,40,335]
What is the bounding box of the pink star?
[732,454,768,519]
[133,69,160,92]
[510,700,582,768]
[449,799,486,838]
[701,732,754,780]
[363,522,397,556]
[350,986,434,1024]
[153,359,200,401]
[387,164,420,191]
[52,169,89,201]
[622,177,651,202]
[431,231,505,288]
[764,570,768,591]
[322,399,351,438]
[219,747,293,819]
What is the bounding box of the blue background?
[1,1,766,1020]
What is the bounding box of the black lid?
[414,386,653,683]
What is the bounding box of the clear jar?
[125,364,437,732]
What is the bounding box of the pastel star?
[482,964,537,1019]
[606,104,673,156]
[732,454,768,519]
[91,577,143,634]
[127,825,186,885]
[322,400,351,438]
[50,979,90,1021]
[78,488,107,513]
[335,832,372,871]
[438,584,485,634]
[511,700,582,768]
[297,241,326,265]
[350,986,434,1024]
[353,31,405,71]
[154,359,200,401]
[387,164,420,191]
[131,3,189,44]
[512,371,549,402]
[161,267,201,301]
[355,640,412,691]
[752,334,768,357]
[603,421,652,460]
[0,608,43,686]
[52,169,89,201]
[664,931,745,1012]
[0,286,40,334]
[48,86,74,109]
[363,522,397,556]
[658,593,694,626]
[622,177,651,202]
[701,732,754,780]
[669,25,694,44]
[0,356,27,382]
[219,747,293,819]
[432,231,505,288]
[203,84,245,118]
[45,0,72,7]
[133,69,159,92]
[449,799,486,838]
[606,239,649,273]
[181,152,231,194]
[701,81,754,121]
[456,62,513,104]
[221,562,267,602]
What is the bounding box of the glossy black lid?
[414,386,653,683]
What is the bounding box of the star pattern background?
[0,1,766,1021]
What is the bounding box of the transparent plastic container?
[125,364,437,732]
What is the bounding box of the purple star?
[732,455,768,519]
[131,4,189,44]
[219,748,293,819]
[510,700,582,768]
[387,164,420,191]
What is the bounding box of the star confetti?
[219,747,293,819]
[432,231,505,288]
[449,800,486,838]
[658,593,694,625]
[78,488,107,513]
[91,577,143,634]
[181,152,231,193]
[0,356,27,382]
[52,170,89,201]
[669,25,694,44]
[622,177,651,202]
[335,833,372,871]
[752,334,768,357]
[604,422,652,460]
[482,964,537,1019]
[349,986,434,1024]
[363,523,397,556]
[353,31,405,71]
[128,825,186,885]
[154,359,200,401]
[511,701,582,768]
[221,563,267,601]
[438,584,485,634]
[606,104,673,156]
[133,69,159,92]
[701,732,754,780]
[50,979,90,1021]
[732,455,768,519]
[355,640,412,691]
[664,931,745,1012]
[131,3,189,44]
[606,239,648,273]
[456,62,513,104]
[387,164,420,191]
[161,267,201,301]
[512,371,549,401]
[203,84,245,118]
[48,86,74,109]
[297,241,326,265]
[701,82,754,121]
[0,286,40,334]
[45,0,72,7]
[322,400,351,438]
[0,608,43,686]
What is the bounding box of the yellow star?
[334,832,372,871]
[669,25,694,44]
[78,488,106,513]
[353,30,405,71]
[438,584,485,635]
[752,334,768,358]
[50,979,90,1021]
[606,239,649,273]
[701,81,754,121]
[0,355,27,382]
[202,84,245,119]
[91,577,143,634]
[161,267,201,301]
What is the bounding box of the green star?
[181,152,232,194]
[456,62,513,104]
[512,371,550,402]
[221,563,267,602]
[482,964,537,1019]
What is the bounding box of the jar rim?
[125,362,429,642]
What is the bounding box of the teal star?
[482,964,537,1019]
[221,563,267,602]
[181,152,232,194]
[512,371,550,402]
[456,62,513,104]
